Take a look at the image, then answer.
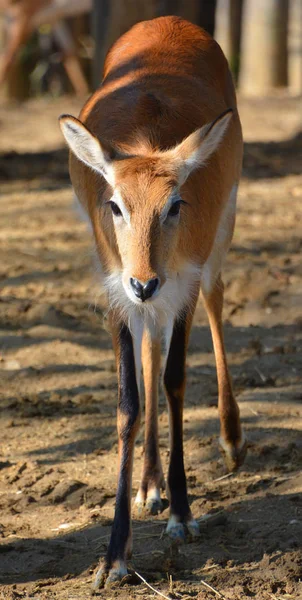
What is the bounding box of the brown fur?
[202,277,246,470]
[139,329,164,499]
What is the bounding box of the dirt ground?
[0,93,301,600]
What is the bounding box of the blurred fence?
[0,0,301,100]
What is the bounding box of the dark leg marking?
[94,323,140,588]
[164,311,191,522]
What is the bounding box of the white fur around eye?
[160,192,182,224]
[110,190,131,226]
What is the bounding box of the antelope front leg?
[202,276,247,471]
[135,326,165,515]
[93,321,140,589]
[164,301,200,543]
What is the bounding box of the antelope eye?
[168,200,181,217]
[110,201,122,217]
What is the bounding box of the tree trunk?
[239,0,289,95]
[197,0,217,37]
[175,0,217,36]
[288,0,302,94]
[6,35,37,102]
[176,0,200,26]
[215,0,243,80]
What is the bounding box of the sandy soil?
[0,94,301,600]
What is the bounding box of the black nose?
[130,277,159,302]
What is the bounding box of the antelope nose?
[130,277,159,302]
[143,278,159,300]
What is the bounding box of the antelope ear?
[59,114,115,186]
[169,108,233,183]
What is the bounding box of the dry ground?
[0,94,301,600]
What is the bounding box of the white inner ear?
[59,116,115,186]
[170,110,233,184]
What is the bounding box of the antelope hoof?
[166,516,200,544]
[186,518,201,540]
[92,560,128,591]
[146,496,163,515]
[166,520,186,544]
[134,487,164,516]
[219,435,247,472]
[134,499,145,516]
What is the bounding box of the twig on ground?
[93,533,110,543]
[133,550,165,558]
[212,472,234,483]
[248,406,259,416]
[255,366,267,382]
[197,510,224,523]
[135,570,171,600]
[135,533,163,539]
[133,521,167,528]
[168,574,173,595]
[200,578,226,598]
[202,564,220,571]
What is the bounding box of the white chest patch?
[103,261,201,330]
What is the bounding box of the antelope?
[59,16,247,589]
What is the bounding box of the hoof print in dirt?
[51,480,85,504]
